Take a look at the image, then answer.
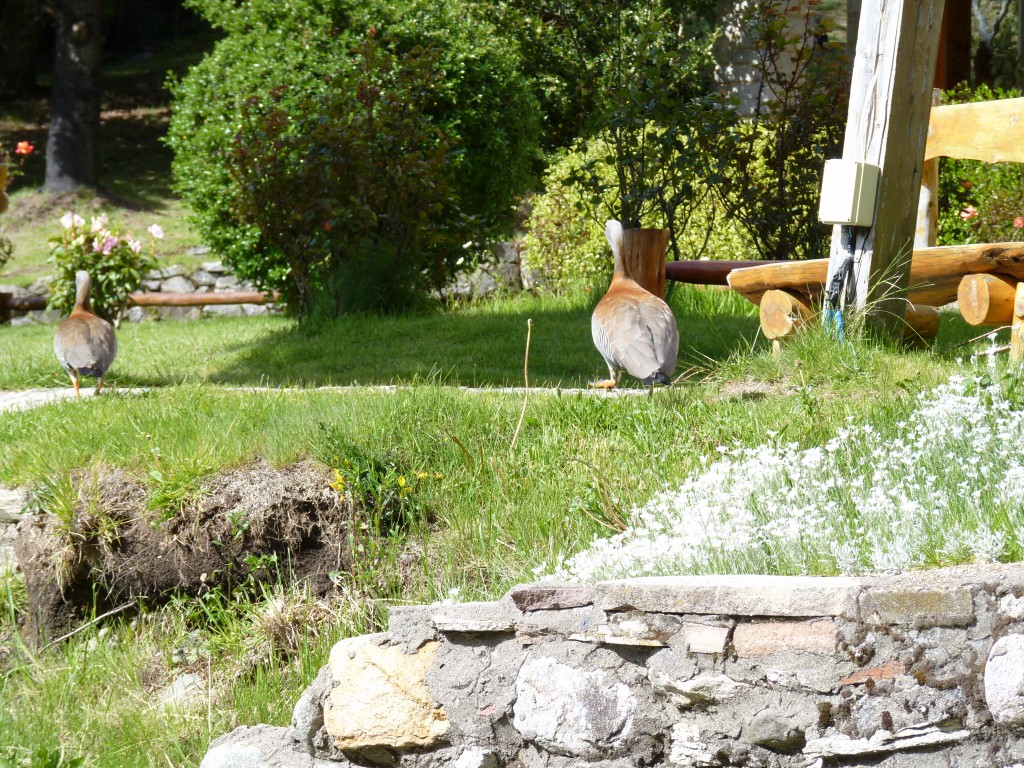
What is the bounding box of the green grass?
[0,296,996,768]
[0,288,762,390]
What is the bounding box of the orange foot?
[588,379,618,390]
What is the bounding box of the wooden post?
[621,229,668,299]
[825,0,946,337]
[1011,282,1024,364]
[915,89,942,249]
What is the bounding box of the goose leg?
[97,378,104,394]
[72,374,81,399]
[589,366,620,390]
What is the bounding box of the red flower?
[1014,216,1024,229]
[14,141,34,156]
[960,205,978,220]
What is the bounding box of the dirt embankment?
[14,459,356,644]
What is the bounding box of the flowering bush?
[546,370,1024,582]
[938,84,1024,246]
[0,140,33,271]
[47,212,161,323]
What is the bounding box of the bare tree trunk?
[0,0,45,97]
[846,0,860,64]
[45,0,102,192]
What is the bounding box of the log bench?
[667,95,1024,356]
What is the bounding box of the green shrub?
[227,38,466,316]
[522,141,749,293]
[937,84,1024,247]
[168,0,540,315]
[700,0,848,261]
[46,213,160,323]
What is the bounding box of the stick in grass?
[510,318,533,450]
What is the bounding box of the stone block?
[732,620,836,657]
[323,635,449,751]
[203,304,245,317]
[986,633,1024,726]
[681,621,732,654]
[215,275,240,290]
[570,611,683,647]
[191,270,219,287]
[432,599,522,635]
[513,656,635,755]
[596,575,860,618]
[650,672,749,709]
[161,275,197,293]
[859,586,974,627]
[509,583,595,612]
[741,709,806,752]
[454,748,499,768]
[200,725,345,768]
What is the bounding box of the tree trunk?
[0,0,45,97]
[45,0,103,192]
[621,228,668,299]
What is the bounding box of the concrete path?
[0,383,647,416]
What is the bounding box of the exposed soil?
[14,459,357,645]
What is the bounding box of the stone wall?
[3,242,525,325]
[201,563,1024,768]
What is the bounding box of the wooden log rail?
[708,241,1024,347]
[0,290,279,320]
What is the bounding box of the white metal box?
[817,159,881,227]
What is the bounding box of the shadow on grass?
[202,290,763,389]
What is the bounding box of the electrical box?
[817,159,881,227]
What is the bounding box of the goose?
[590,220,679,394]
[54,271,117,397]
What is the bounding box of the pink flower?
[1014,216,1024,229]
[129,238,142,254]
[960,205,978,220]
[147,224,164,240]
[14,141,34,156]
[101,236,118,255]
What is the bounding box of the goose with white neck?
[54,271,118,398]
[590,220,678,394]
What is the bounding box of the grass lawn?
[0,287,762,390]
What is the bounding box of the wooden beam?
[825,0,946,336]
[729,242,1024,305]
[924,97,1024,163]
[0,290,279,314]
[665,260,775,286]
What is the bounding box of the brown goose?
[591,220,679,393]
[54,271,117,398]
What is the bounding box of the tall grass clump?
[550,368,1024,581]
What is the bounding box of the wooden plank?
[924,98,1024,163]
[825,0,946,336]
[1012,282,1024,364]
[915,89,943,249]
